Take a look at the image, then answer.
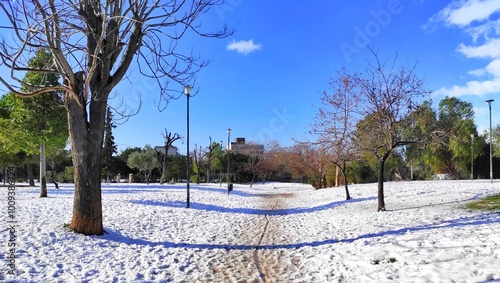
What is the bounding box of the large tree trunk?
[343,178,351,200]
[160,149,169,184]
[67,75,107,236]
[341,161,351,201]
[27,163,35,186]
[377,157,386,212]
[206,168,211,183]
[39,140,47,197]
[335,165,340,187]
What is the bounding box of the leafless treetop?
[0,0,231,108]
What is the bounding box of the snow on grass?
[1,180,499,282]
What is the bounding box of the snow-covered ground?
[1,180,500,282]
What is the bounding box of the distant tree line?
[2,59,500,189]
[2,69,499,197]
[2,46,500,227]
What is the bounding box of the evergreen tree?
[492,124,500,158]
[425,97,480,178]
[102,107,117,181]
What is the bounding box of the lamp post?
[227,128,231,187]
[471,134,474,181]
[184,85,192,208]
[219,141,223,187]
[486,99,494,184]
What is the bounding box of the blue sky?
[2,1,500,154]
[110,0,500,153]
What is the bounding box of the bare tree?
[288,143,329,189]
[203,136,218,183]
[192,144,203,184]
[245,154,260,187]
[353,50,430,211]
[159,129,181,184]
[0,1,231,235]
[255,151,272,184]
[311,68,361,200]
[265,140,291,182]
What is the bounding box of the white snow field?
[1,180,500,282]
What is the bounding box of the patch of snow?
[1,180,499,282]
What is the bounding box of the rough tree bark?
[334,160,351,201]
[66,73,107,234]
[39,140,47,197]
[342,160,351,200]
[27,164,35,187]
[377,157,386,211]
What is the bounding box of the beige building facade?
[229,138,264,156]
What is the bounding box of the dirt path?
[205,192,300,282]
[251,193,297,282]
[253,198,279,279]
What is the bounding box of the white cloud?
[226,39,262,55]
[437,59,500,97]
[435,78,500,97]
[484,58,500,77]
[457,38,500,59]
[465,19,500,42]
[429,0,500,97]
[468,68,486,77]
[438,0,500,27]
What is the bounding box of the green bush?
[57,166,74,183]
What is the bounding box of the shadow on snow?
[43,184,260,197]
[103,213,500,251]
[129,196,376,216]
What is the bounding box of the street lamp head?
[486,99,494,183]
[227,128,231,134]
[184,85,192,96]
